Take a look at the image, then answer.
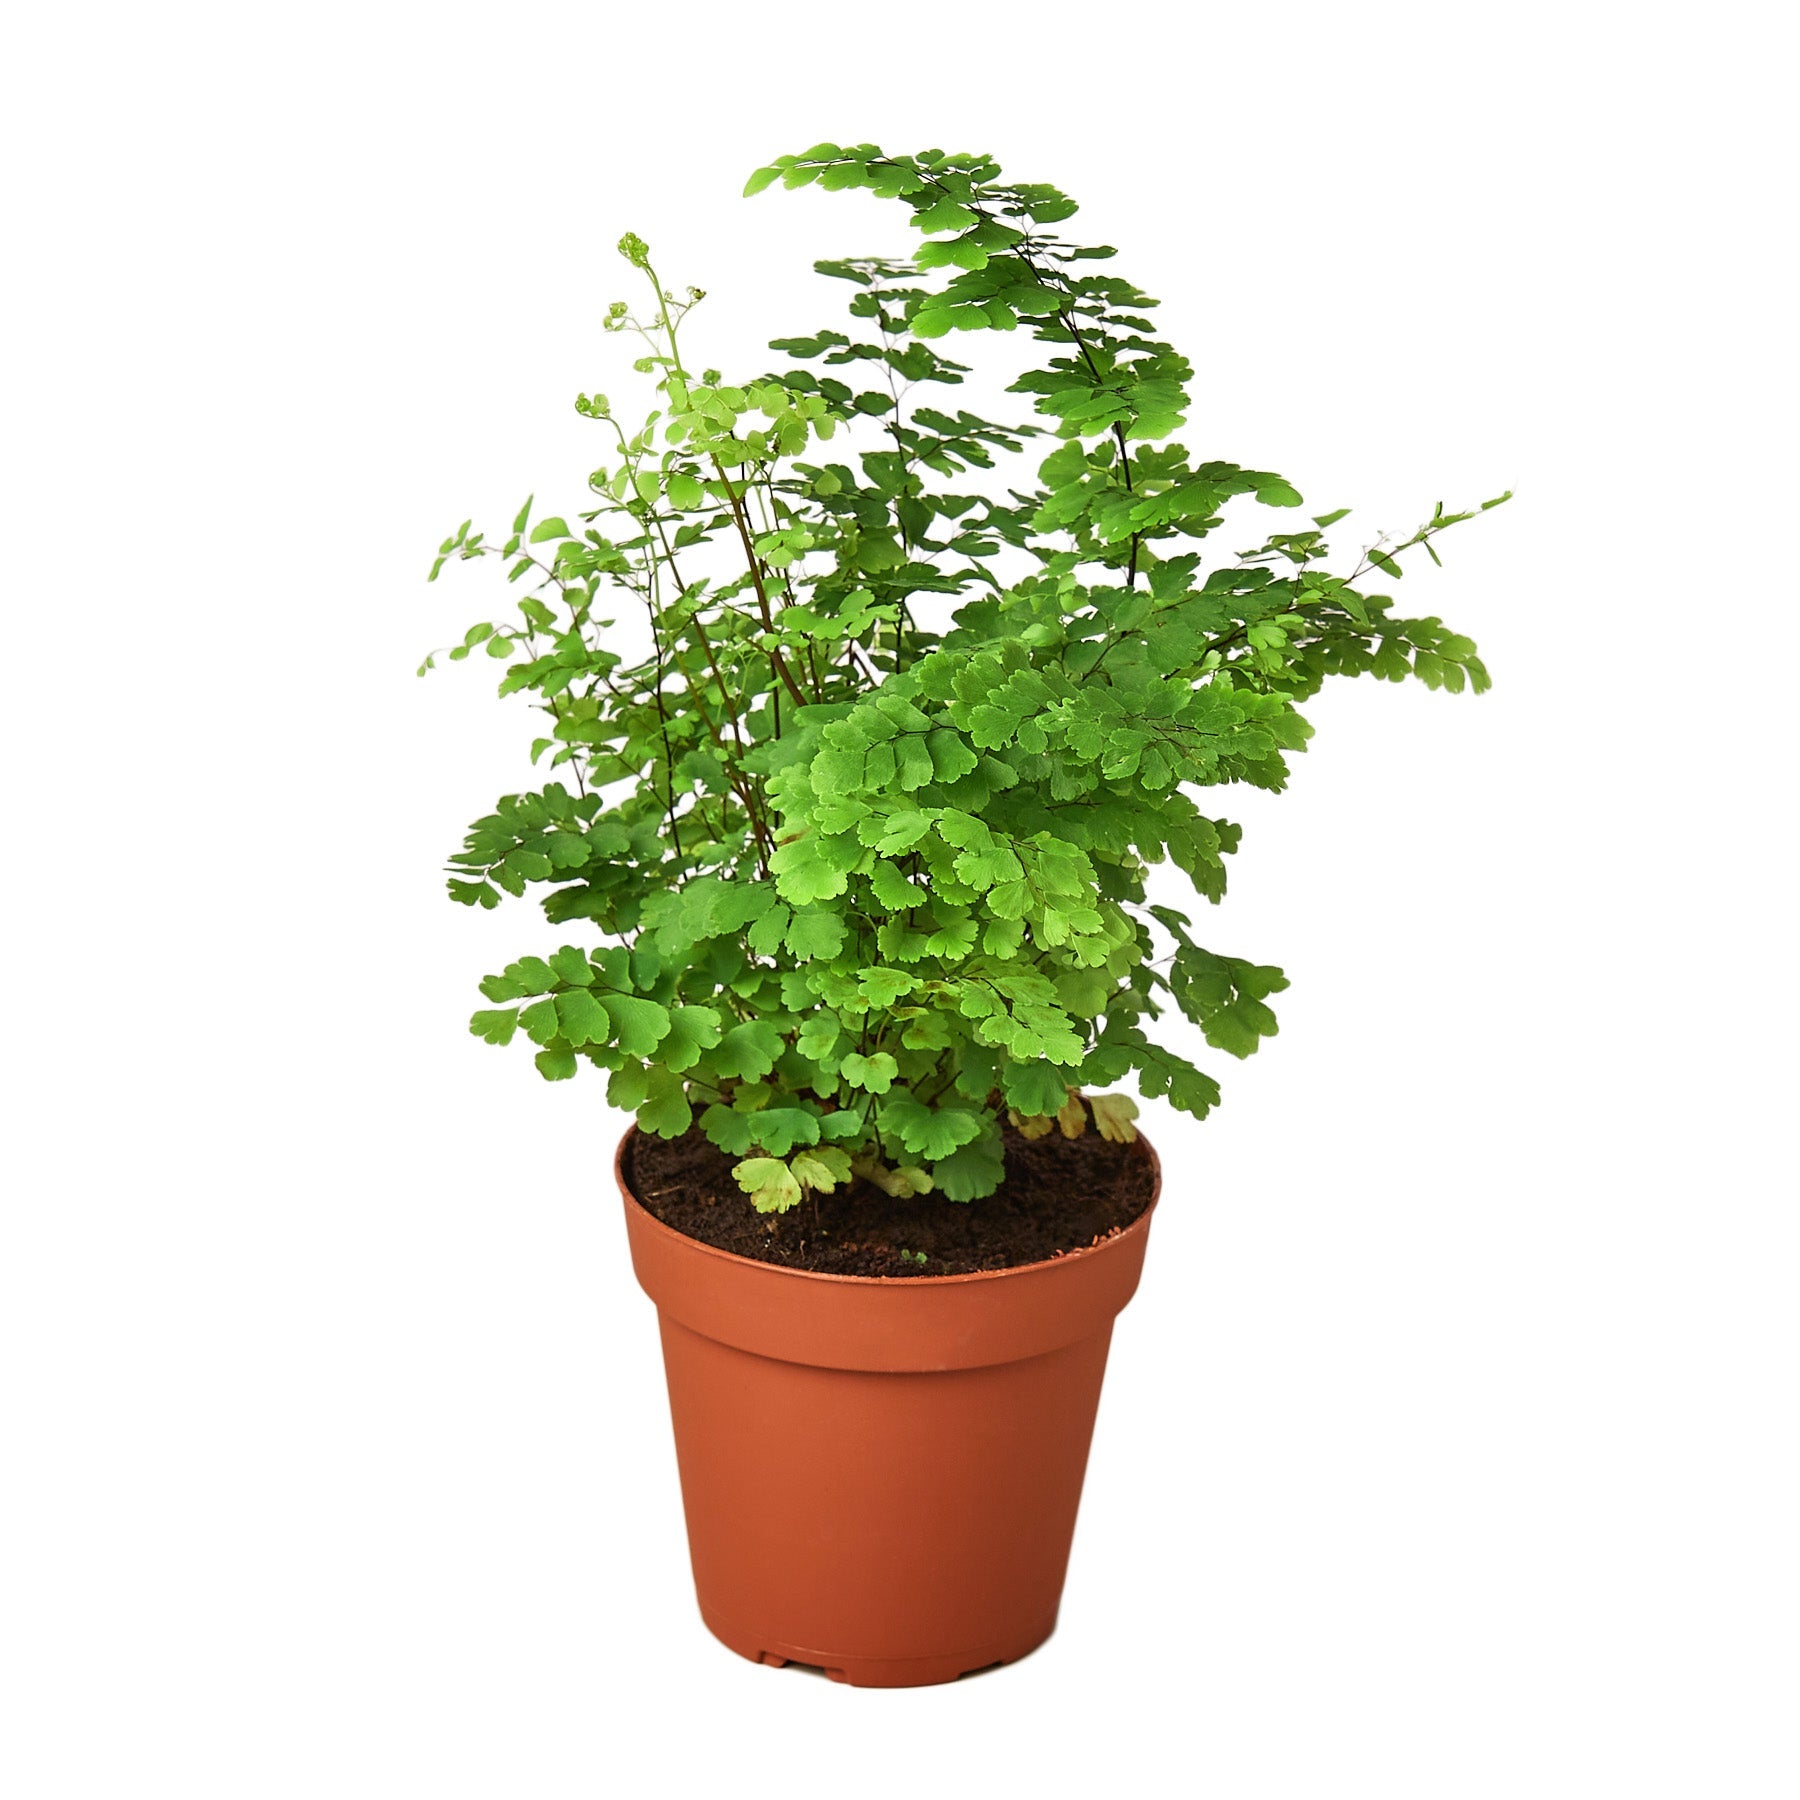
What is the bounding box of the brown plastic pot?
[618,1130,1159,1687]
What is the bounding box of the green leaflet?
[554,987,611,1047]
[700,1102,757,1155]
[747,1106,822,1154]
[519,998,561,1046]
[931,1123,1005,1202]
[747,902,791,955]
[790,1146,853,1191]
[549,944,595,984]
[431,142,1503,1222]
[711,1020,785,1080]
[733,1156,803,1213]
[927,729,977,783]
[874,811,934,854]
[637,1066,693,1137]
[469,1008,519,1047]
[857,967,919,1008]
[879,1090,987,1161]
[786,906,847,961]
[605,994,674,1056]
[796,1013,843,1064]
[607,1061,651,1111]
[770,832,860,905]
[661,1005,724,1071]
[1002,1059,1069,1120]
[868,859,921,911]
[839,1051,899,1093]
[894,735,934,790]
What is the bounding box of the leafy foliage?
[425,143,1505,1211]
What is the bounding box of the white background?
[4,3,1794,1795]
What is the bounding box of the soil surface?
[625,1122,1158,1278]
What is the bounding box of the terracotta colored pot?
[618,1131,1159,1687]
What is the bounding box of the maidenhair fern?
[423,142,1507,1211]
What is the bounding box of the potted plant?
[420,141,1507,1686]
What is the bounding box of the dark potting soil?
[625,1122,1157,1278]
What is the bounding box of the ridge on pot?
[620,1130,1160,1687]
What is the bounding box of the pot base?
[701,1605,1057,1688]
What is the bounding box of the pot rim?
[614,1124,1160,1291]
